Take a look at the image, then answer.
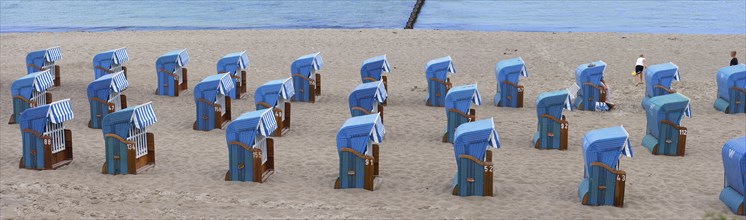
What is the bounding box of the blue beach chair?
[425,56,455,107]
[217,51,250,99]
[9,70,55,124]
[641,62,680,108]
[194,73,235,131]
[101,102,157,175]
[532,90,571,150]
[571,61,614,111]
[361,55,391,88]
[224,109,278,183]
[451,118,500,197]
[87,71,129,129]
[290,52,323,102]
[155,49,189,97]
[254,78,295,136]
[348,81,388,122]
[443,84,480,143]
[93,47,129,80]
[714,64,746,114]
[26,47,62,86]
[719,136,746,216]
[494,57,528,108]
[18,99,74,170]
[334,114,385,191]
[642,93,691,156]
[578,126,632,207]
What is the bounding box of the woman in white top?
[634,54,646,85]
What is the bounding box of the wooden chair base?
[8,114,15,124]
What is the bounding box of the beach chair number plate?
[679,130,687,136]
[616,175,626,182]
[365,159,371,165]
[562,123,568,129]
[253,152,261,158]
[484,166,493,172]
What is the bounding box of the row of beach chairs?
[8,47,746,215]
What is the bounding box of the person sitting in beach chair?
[26,47,62,86]
[571,61,615,111]
[714,64,746,114]
[101,102,157,175]
[425,56,456,107]
[719,136,745,216]
[18,99,74,170]
[9,70,54,124]
[290,52,323,102]
[93,47,129,79]
[217,51,249,99]
[641,62,681,108]
[642,93,691,156]
[578,126,633,207]
[224,109,278,183]
[494,57,528,108]
[87,71,128,129]
[360,55,391,104]
[451,118,500,197]
[254,78,294,137]
[155,49,189,97]
[334,114,385,191]
[348,81,388,123]
[532,90,571,150]
[193,73,235,131]
[443,84,480,143]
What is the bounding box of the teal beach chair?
[225,109,278,183]
[101,102,157,175]
[87,71,128,129]
[641,93,691,156]
[443,84,480,143]
[451,118,500,197]
[578,126,632,207]
[18,99,74,170]
[254,78,294,136]
[9,70,54,124]
[494,57,528,108]
[719,136,745,215]
[334,114,385,191]
[714,64,746,114]
[425,56,455,107]
[26,47,62,86]
[155,49,189,97]
[532,90,571,150]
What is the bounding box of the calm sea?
[1,0,744,34]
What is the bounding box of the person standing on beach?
[730,51,739,66]
[634,54,646,85]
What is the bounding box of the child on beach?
[634,54,646,85]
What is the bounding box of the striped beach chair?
[224,109,278,183]
[714,64,746,114]
[642,93,691,156]
[194,73,235,131]
[26,47,62,86]
[443,84,480,143]
[290,52,323,102]
[101,102,157,175]
[425,56,455,107]
[571,61,614,111]
[93,47,129,79]
[360,55,391,104]
[578,126,632,207]
[451,118,500,197]
[18,99,74,170]
[334,114,385,191]
[9,70,54,124]
[217,51,249,99]
[348,81,387,123]
[254,78,295,136]
[155,49,189,97]
[87,71,128,129]
[494,57,528,108]
[719,136,745,216]
[642,62,680,108]
[532,90,571,150]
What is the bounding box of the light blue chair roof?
[445,84,481,115]
[26,47,61,74]
[716,64,746,100]
[18,99,74,134]
[582,126,632,175]
[360,55,390,80]
[535,90,571,123]
[646,93,691,135]
[425,56,456,80]
[575,61,606,88]
[11,70,54,99]
[348,81,388,111]
[495,57,528,91]
[194,73,235,102]
[722,136,746,195]
[156,49,189,71]
[291,52,323,77]
[101,102,157,138]
[336,114,384,155]
[453,118,500,161]
[87,71,128,101]
[644,62,680,97]
[217,51,248,75]
[254,78,295,107]
[93,47,128,66]
[225,109,277,147]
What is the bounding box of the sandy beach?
[1,29,744,219]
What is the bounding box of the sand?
[0,29,744,219]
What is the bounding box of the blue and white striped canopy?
[620,125,633,158]
[45,47,62,62]
[671,62,681,81]
[132,102,157,129]
[48,99,74,124]
[684,103,692,118]
[217,73,236,96]
[336,114,385,154]
[360,55,391,79]
[110,71,128,93]
[33,69,54,92]
[453,118,501,162]
[279,78,295,99]
[113,48,129,65]
[445,84,482,115]
[256,109,278,137]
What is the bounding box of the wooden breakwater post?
[405,0,425,29]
